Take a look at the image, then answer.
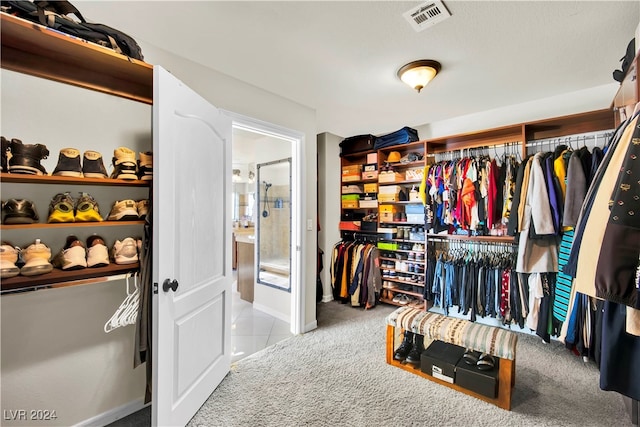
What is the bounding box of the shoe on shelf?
[86,235,110,268]
[138,151,153,181]
[2,199,39,224]
[74,192,103,222]
[107,199,139,221]
[136,199,149,219]
[109,146,138,180]
[7,138,49,175]
[47,192,76,223]
[20,239,53,276]
[1,136,9,172]
[53,235,87,270]
[52,148,83,177]
[112,237,139,265]
[0,242,20,278]
[82,150,108,178]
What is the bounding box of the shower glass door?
[256,158,291,291]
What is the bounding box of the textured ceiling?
[76,1,639,138]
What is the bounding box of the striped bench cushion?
[386,306,518,360]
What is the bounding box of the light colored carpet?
[187,301,632,427]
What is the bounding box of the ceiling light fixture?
[397,60,441,93]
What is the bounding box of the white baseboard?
[74,399,148,427]
[252,302,289,323]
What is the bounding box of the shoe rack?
[339,140,429,309]
[0,12,153,294]
[0,173,150,293]
[376,141,428,309]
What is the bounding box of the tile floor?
[231,287,293,363]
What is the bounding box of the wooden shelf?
[0,173,151,186]
[382,160,425,169]
[1,262,140,294]
[1,220,144,230]
[427,125,523,154]
[427,233,515,244]
[377,201,423,205]
[1,12,153,104]
[377,140,426,153]
[378,179,422,186]
[341,178,378,185]
[523,109,614,141]
[380,256,425,265]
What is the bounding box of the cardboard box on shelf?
[342,164,362,175]
[341,200,359,209]
[455,357,500,398]
[420,340,466,384]
[379,171,404,183]
[362,170,379,180]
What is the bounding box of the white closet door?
[152,66,232,426]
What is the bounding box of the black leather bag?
[2,0,144,60]
[340,134,378,156]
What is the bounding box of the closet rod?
[433,141,522,161]
[525,129,614,148]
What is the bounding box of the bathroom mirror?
[256,158,292,291]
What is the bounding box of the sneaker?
[2,199,39,224]
[74,192,103,222]
[0,242,20,278]
[53,235,87,270]
[8,138,49,175]
[86,235,109,268]
[107,199,139,221]
[47,193,75,223]
[20,239,53,276]
[136,199,149,219]
[52,148,82,177]
[82,150,108,178]
[112,237,139,264]
[1,136,9,172]
[109,147,138,180]
[138,151,153,181]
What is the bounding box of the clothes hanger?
[104,273,140,333]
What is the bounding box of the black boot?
[8,138,49,175]
[393,331,414,361]
[1,136,8,172]
[405,333,425,366]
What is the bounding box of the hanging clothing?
[599,301,640,400]
[516,153,559,273]
[572,116,638,298]
[594,129,640,307]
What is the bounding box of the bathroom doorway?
[228,112,303,335]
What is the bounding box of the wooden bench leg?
[386,325,395,364]
[497,358,514,410]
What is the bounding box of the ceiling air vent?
[403,1,451,32]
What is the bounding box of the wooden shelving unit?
[1,12,153,104]
[1,262,140,294]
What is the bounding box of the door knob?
[163,279,179,292]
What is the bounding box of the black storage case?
[420,340,466,384]
[340,134,378,156]
[455,357,500,398]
